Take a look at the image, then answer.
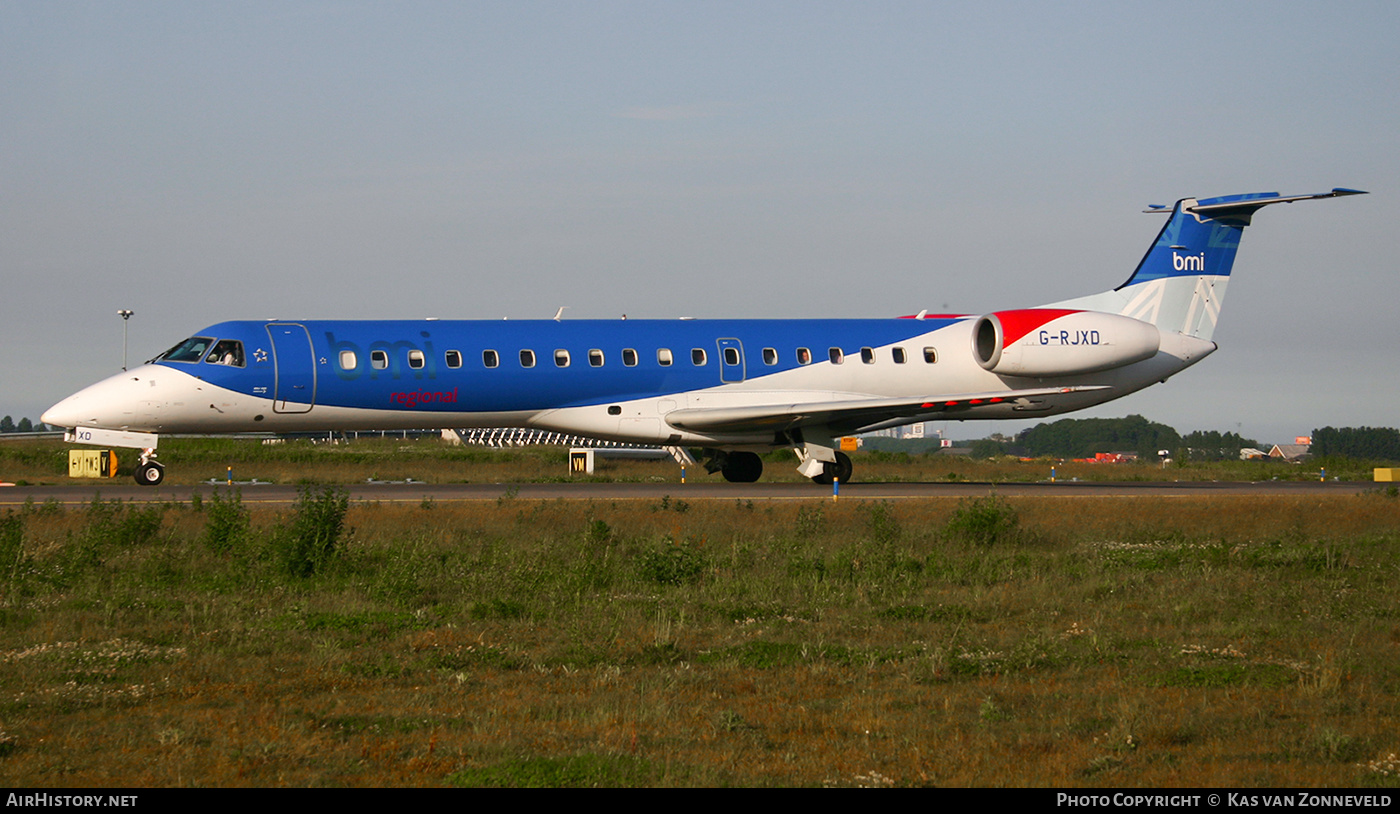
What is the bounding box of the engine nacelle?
[972,309,1161,376]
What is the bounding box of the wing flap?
[663,385,1110,434]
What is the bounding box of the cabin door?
[266,323,317,413]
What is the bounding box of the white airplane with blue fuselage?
[43,188,1366,486]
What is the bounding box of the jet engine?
[972,309,1161,377]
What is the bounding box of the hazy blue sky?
[3,1,1396,443]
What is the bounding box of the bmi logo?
[1172,251,1206,272]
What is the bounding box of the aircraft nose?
[41,366,161,430]
[40,398,80,429]
[41,381,121,429]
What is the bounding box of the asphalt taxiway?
[0,479,1375,506]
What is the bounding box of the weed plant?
[200,489,248,557]
[274,486,350,578]
[1,493,1399,786]
[943,494,1020,546]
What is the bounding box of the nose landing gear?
[134,448,165,486]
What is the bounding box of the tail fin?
[1051,188,1365,341]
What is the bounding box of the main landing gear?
[809,451,853,485]
[703,449,855,485]
[719,451,764,483]
[704,450,765,483]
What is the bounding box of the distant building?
[1268,443,1312,462]
[860,422,928,440]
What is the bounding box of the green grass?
[0,492,1399,786]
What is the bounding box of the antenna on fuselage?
[553,307,568,321]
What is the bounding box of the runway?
[0,478,1376,506]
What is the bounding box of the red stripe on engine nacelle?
[993,309,1082,345]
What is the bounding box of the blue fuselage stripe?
[159,318,961,412]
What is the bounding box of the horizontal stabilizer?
[1143,188,1368,224]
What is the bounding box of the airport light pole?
[117,309,134,370]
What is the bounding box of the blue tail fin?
[1119,192,1266,289]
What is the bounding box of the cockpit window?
[157,336,214,363]
[204,339,245,367]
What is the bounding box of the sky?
[2,0,1396,444]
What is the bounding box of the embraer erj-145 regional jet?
[44,188,1365,486]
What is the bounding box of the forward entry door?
[266,323,317,413]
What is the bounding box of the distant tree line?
[0,416,53,434]
[1015,415,1181,460]
[1177,429,1263,461]
[951,415,1263,460]
[1311,426,1400,461]
[948,416,1400,462]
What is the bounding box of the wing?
[663,385,1110,437]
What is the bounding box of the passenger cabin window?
[723,347,740,366]
[408,350,425,369]
[338,350,357,370]
[658,348,673,366]
[554,349,570,368]
[445,350,462,368]
[205,339,246,367]
[371,350,388,370]
[157,336,213,363]
[892,347,907,364]
[519,349,536,368]
[923,347,938,364]
[588,349,604,367]
[829,348,844,364]
[762,348,778,365]
[483,350,499,368]
[691,348,707,366]
[860,347,875,364]
[796,347,811,365]
[622,348,638,367]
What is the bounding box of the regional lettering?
[390,388,459,408]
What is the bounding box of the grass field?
[2,483,1399,787]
